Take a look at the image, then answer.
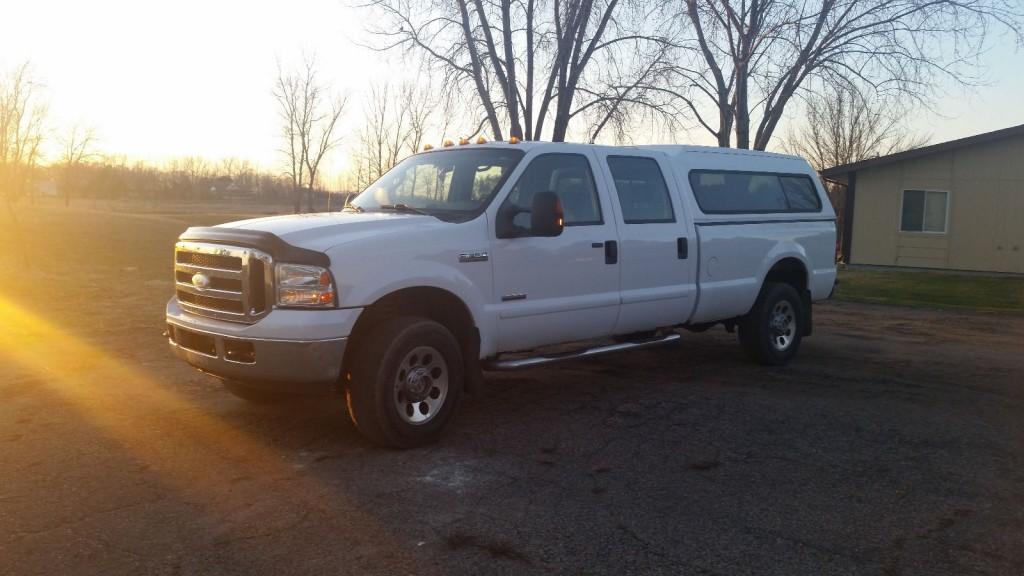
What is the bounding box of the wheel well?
[764,258,808,294]
[342,287,481,391]
[763,257,812,336]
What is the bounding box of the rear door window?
[607,156,675,224]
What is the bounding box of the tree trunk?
[734,60,750,149]
[716,90,733,147]
[501,0,523,140]
[457,0,504,141]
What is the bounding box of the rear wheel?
[739,282,804,366]
[345,317,464,448]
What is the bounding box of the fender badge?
[458,252,489,263]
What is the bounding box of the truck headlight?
[275,264,336,307]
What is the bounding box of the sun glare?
[0,295,391,534]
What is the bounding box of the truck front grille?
[174,241,272,324]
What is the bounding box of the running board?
[484,333,681,371]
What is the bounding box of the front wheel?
[738,282,804,366]
[345,317,464,448]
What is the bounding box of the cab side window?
[607,156,675,223]
[502,153,603,230]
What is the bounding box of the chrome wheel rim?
[394,345,448,425]
[769,300,796,351]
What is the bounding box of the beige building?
[822,124,1024,274]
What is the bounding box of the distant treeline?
[34,159,353,207]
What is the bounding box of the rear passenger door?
[596,153,698,333]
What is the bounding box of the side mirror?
[530,191,564,237]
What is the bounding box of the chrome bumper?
[167,322,347,389]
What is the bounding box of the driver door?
[489,152,621,352]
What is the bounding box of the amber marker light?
[476,136,487,144]
[442,139,454,147]
[423,143,434,151]
[458,137,470,145]
[508,136,520,144]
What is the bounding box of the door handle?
[605,240,618,265]
[677,237,689,259]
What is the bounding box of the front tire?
[345,317,464,448]
[739,282,804,366]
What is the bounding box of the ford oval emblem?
[191,273,211,290]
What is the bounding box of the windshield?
[349,148,525,220]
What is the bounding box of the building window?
[900,190,948,233]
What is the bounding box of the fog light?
[224,339,255,364]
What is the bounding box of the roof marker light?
[459,137,470,145]
[423,143,434,151]
[442,139,454,147]
[476,136,487,144]
[508,136,520,144]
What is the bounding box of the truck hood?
[215,211,441,254]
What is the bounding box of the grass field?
[0,201,269,361]
[835,267,1024,312]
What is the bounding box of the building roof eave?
[820,123,1024,178]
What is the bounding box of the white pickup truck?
[167,141,837,447]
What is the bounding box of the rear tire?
[345,317,464,448]
[739,282,804,366]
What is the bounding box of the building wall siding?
[850,134,1024,273]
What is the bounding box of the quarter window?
[607,156,675,224]
[688,170,823,214]
[901,190,948,233]
[503,154,603,228]
[779,176,821,211]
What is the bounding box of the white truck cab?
[167,141,837,447]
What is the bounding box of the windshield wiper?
[378,203,430,215]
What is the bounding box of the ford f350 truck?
[167,141,837,447]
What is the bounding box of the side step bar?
[484,333,681,371]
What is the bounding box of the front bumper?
[166,297,359,390]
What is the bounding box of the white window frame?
[899,189,950,234]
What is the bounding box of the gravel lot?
[3,206,1024,575]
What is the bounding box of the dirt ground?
[2,203,1024,575]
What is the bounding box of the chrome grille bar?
[173,241,273,324]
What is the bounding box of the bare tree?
[364,0,677,142]
[668,0,1022,150]
[0,62,48,210]
[58,123,98,207]
[351,80,440,191]
[784,85,930,263]
[274,57,348,213]
[181,156,211,200]
[783,87,929,172]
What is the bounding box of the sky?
[3,0,1022,182]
